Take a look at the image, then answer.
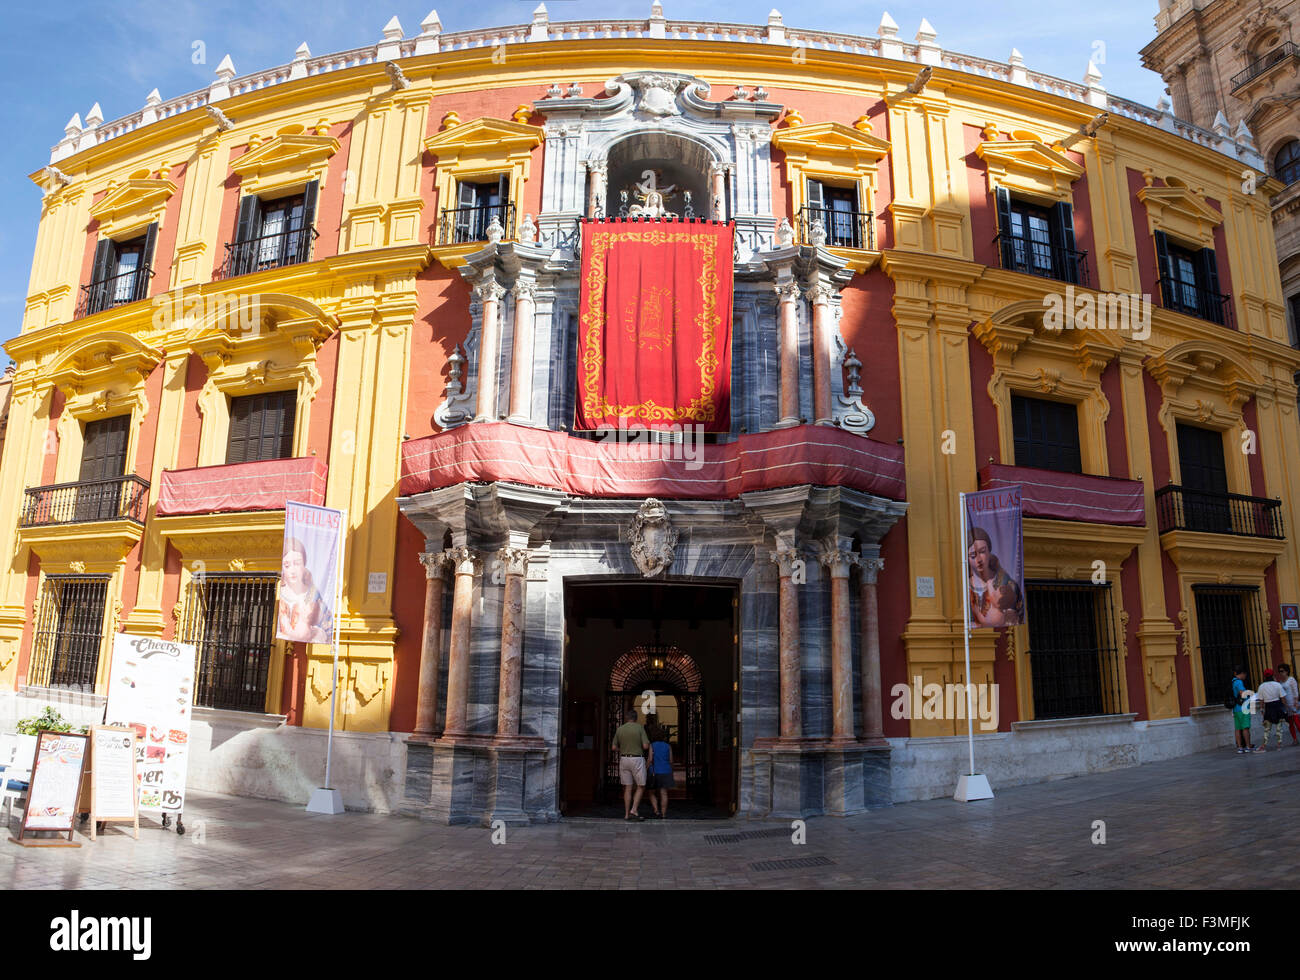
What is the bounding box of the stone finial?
[378,16,404,60]
[85,102,104,127]
[544,82,563,98]
[1142,167,1155,187]
[382,15,404,40]
[1235,119,1256,147]
[486,213,505,243]
[1084,61,1106,107]
[315,118,331,136]
[532,3,550,41]
[566,82,583,97]
[767,8,786,43]
[782,108,804,127]
[1008,47,1024,67]
[878,11,899,37]
[290,43,311,80]
[649,0,666,39]
[1212,109,1231,137]
[809,219,827,246]
[519,212,538,242]
[981,122,998,141]
[416,10,442,54]
[915,18,941,65]
[210,55,236,101]
[64,113,83,137]
[1084,61,1102,85]
[1156,95,1172,114]
[215,55,236,80]
[512,103,532,123]
[852,113,872,132]
[775,217,795,247]
[441,110,460,129]
[295,42,310,59]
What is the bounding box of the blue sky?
[0,0,1169,348]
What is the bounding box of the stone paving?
[5,741,1300,889]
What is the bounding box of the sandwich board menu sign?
[87,725,139,840]
[104,634,195,819]
[11,731,88,847]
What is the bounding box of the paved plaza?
[5,742,1298,889]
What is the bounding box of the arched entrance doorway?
[605,647,706,801]
[561,579,737,816]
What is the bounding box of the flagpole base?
[953,773,994,802]
[306,787,345,814]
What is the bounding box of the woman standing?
[647,724,674,819]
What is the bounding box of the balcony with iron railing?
[1156,277,1234,328]
[1231,42,1299,92]
[217,225,318,280]
[433,202,516,246]
[21,475,150,527]
[1155,485,1284,539]
[75,265,153,318]
[992,232,1090,287]
[797,205,875,251]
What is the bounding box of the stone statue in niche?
[629,498,679,577]
[626,170,678,219]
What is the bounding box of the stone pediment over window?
[231,125,340,197]
[89,168,177,239]
[770,121,892,171]
[1137,173,1223,248]
[47,331,163,398]
[976,131,1084,202]
[424,116,545,161]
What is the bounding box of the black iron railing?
[1025,581,1124,720]
[1157,277,1234,327]
[29,575,109,690]
[1155,485,1284,539]
[182,574,278,713]
[1194,585,1270,703]
[435,202,516,246]
[1231,42,1299,91]
[217,225,317,279]
[76,265,153,318]
[993,232,1090,286]
[798,205,874,250]
[21,475,150,527]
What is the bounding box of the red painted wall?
[1070,157,1097,285]
[387,515,430,733]
[1128,168,1159,298]
[968,332,1000,468]
[964,125,997,268]
[42,387,64,486]
[838,269,900,444]
[311,121,353,262]
[308,332,339,453]
[16,553,40,684]
[1242,399,1267,497]
[1142,369,1171,488]
[1207,197,1236,328]
[150,160,188,296]
[1120,554,1147,719]
[213,144,246,278]
[176,353,208,470]
[1100,360,1129,478]
[406,267,473,439]
[1265,565,1286,667]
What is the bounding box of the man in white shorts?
[612,709,650,821]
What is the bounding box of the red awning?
[400,422,906,501]
[158,457,328,516]
[979,464,1145,526]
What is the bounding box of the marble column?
[587,163,607,218]
[858,552,887,747]
[414,550,451,737]
[820,541,858,742]
[507,280,536,424]
[474,279,505,422]
[710,163,728,220]
[441,546,481,736]
[775,280,801,427]
[494,546,530,737]
[771,546,803,738]
[807,282,834,426]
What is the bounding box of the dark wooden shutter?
[1154,231,1175,308]
[233,195,261,276]
[1011,395,1082,474]
[1177,423,1229,494]
[1050,200,1078,284]
[299,180,319,263]
[133,223,158,302]
[1197,247,1223,324]
[227,392,296,464]
[995,186,1015,270]
[90,238,115,285]
[226,395,253,464]
[79,416,129,482]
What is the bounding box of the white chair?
[1,733,35,827]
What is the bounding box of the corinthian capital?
[497,546,531,578]
[475,279,506,304]
[448,546,482,576]
[418,551,452,579]
[805,281,835,307]
[773,280,801,302]
[770,548,804,578]
[512,279,537,303]
[859,556,885,584]
[818,541,858,578]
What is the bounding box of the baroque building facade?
[1,8,1296,821]
[1141,0,1300,349]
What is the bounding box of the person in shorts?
[647,724,675,819]
[612,709,650,821]
[1232,665,1259,753]
[1257,669,1288,750]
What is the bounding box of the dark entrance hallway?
[560,580,738,818]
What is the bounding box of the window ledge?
[191,706,286,730]
[17,685,107,710]
[1011,712,1137,732]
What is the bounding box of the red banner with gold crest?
[575,219,734,431]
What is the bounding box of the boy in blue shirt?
[1232,665,1262,753]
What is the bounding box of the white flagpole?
[955,491,993,801]
[307,505,347,815]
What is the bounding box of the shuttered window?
[84,224,157,315]
[1011,395,1083,474]
[79,416,130,482]
[226,391,296,464]
[1154,231,1226,325]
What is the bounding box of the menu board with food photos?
[13,731,88,845]
[104,634,195,818]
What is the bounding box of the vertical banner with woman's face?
[965,486,1026,630]
[278,501,343,645]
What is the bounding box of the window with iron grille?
[29,575,109,690]
[226,391,296,464]
[82,224,157,317]
[1025,581,1124,719]
[1011,395,1083,473]
[1193,586,1270,705]
[181,574,279,712]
